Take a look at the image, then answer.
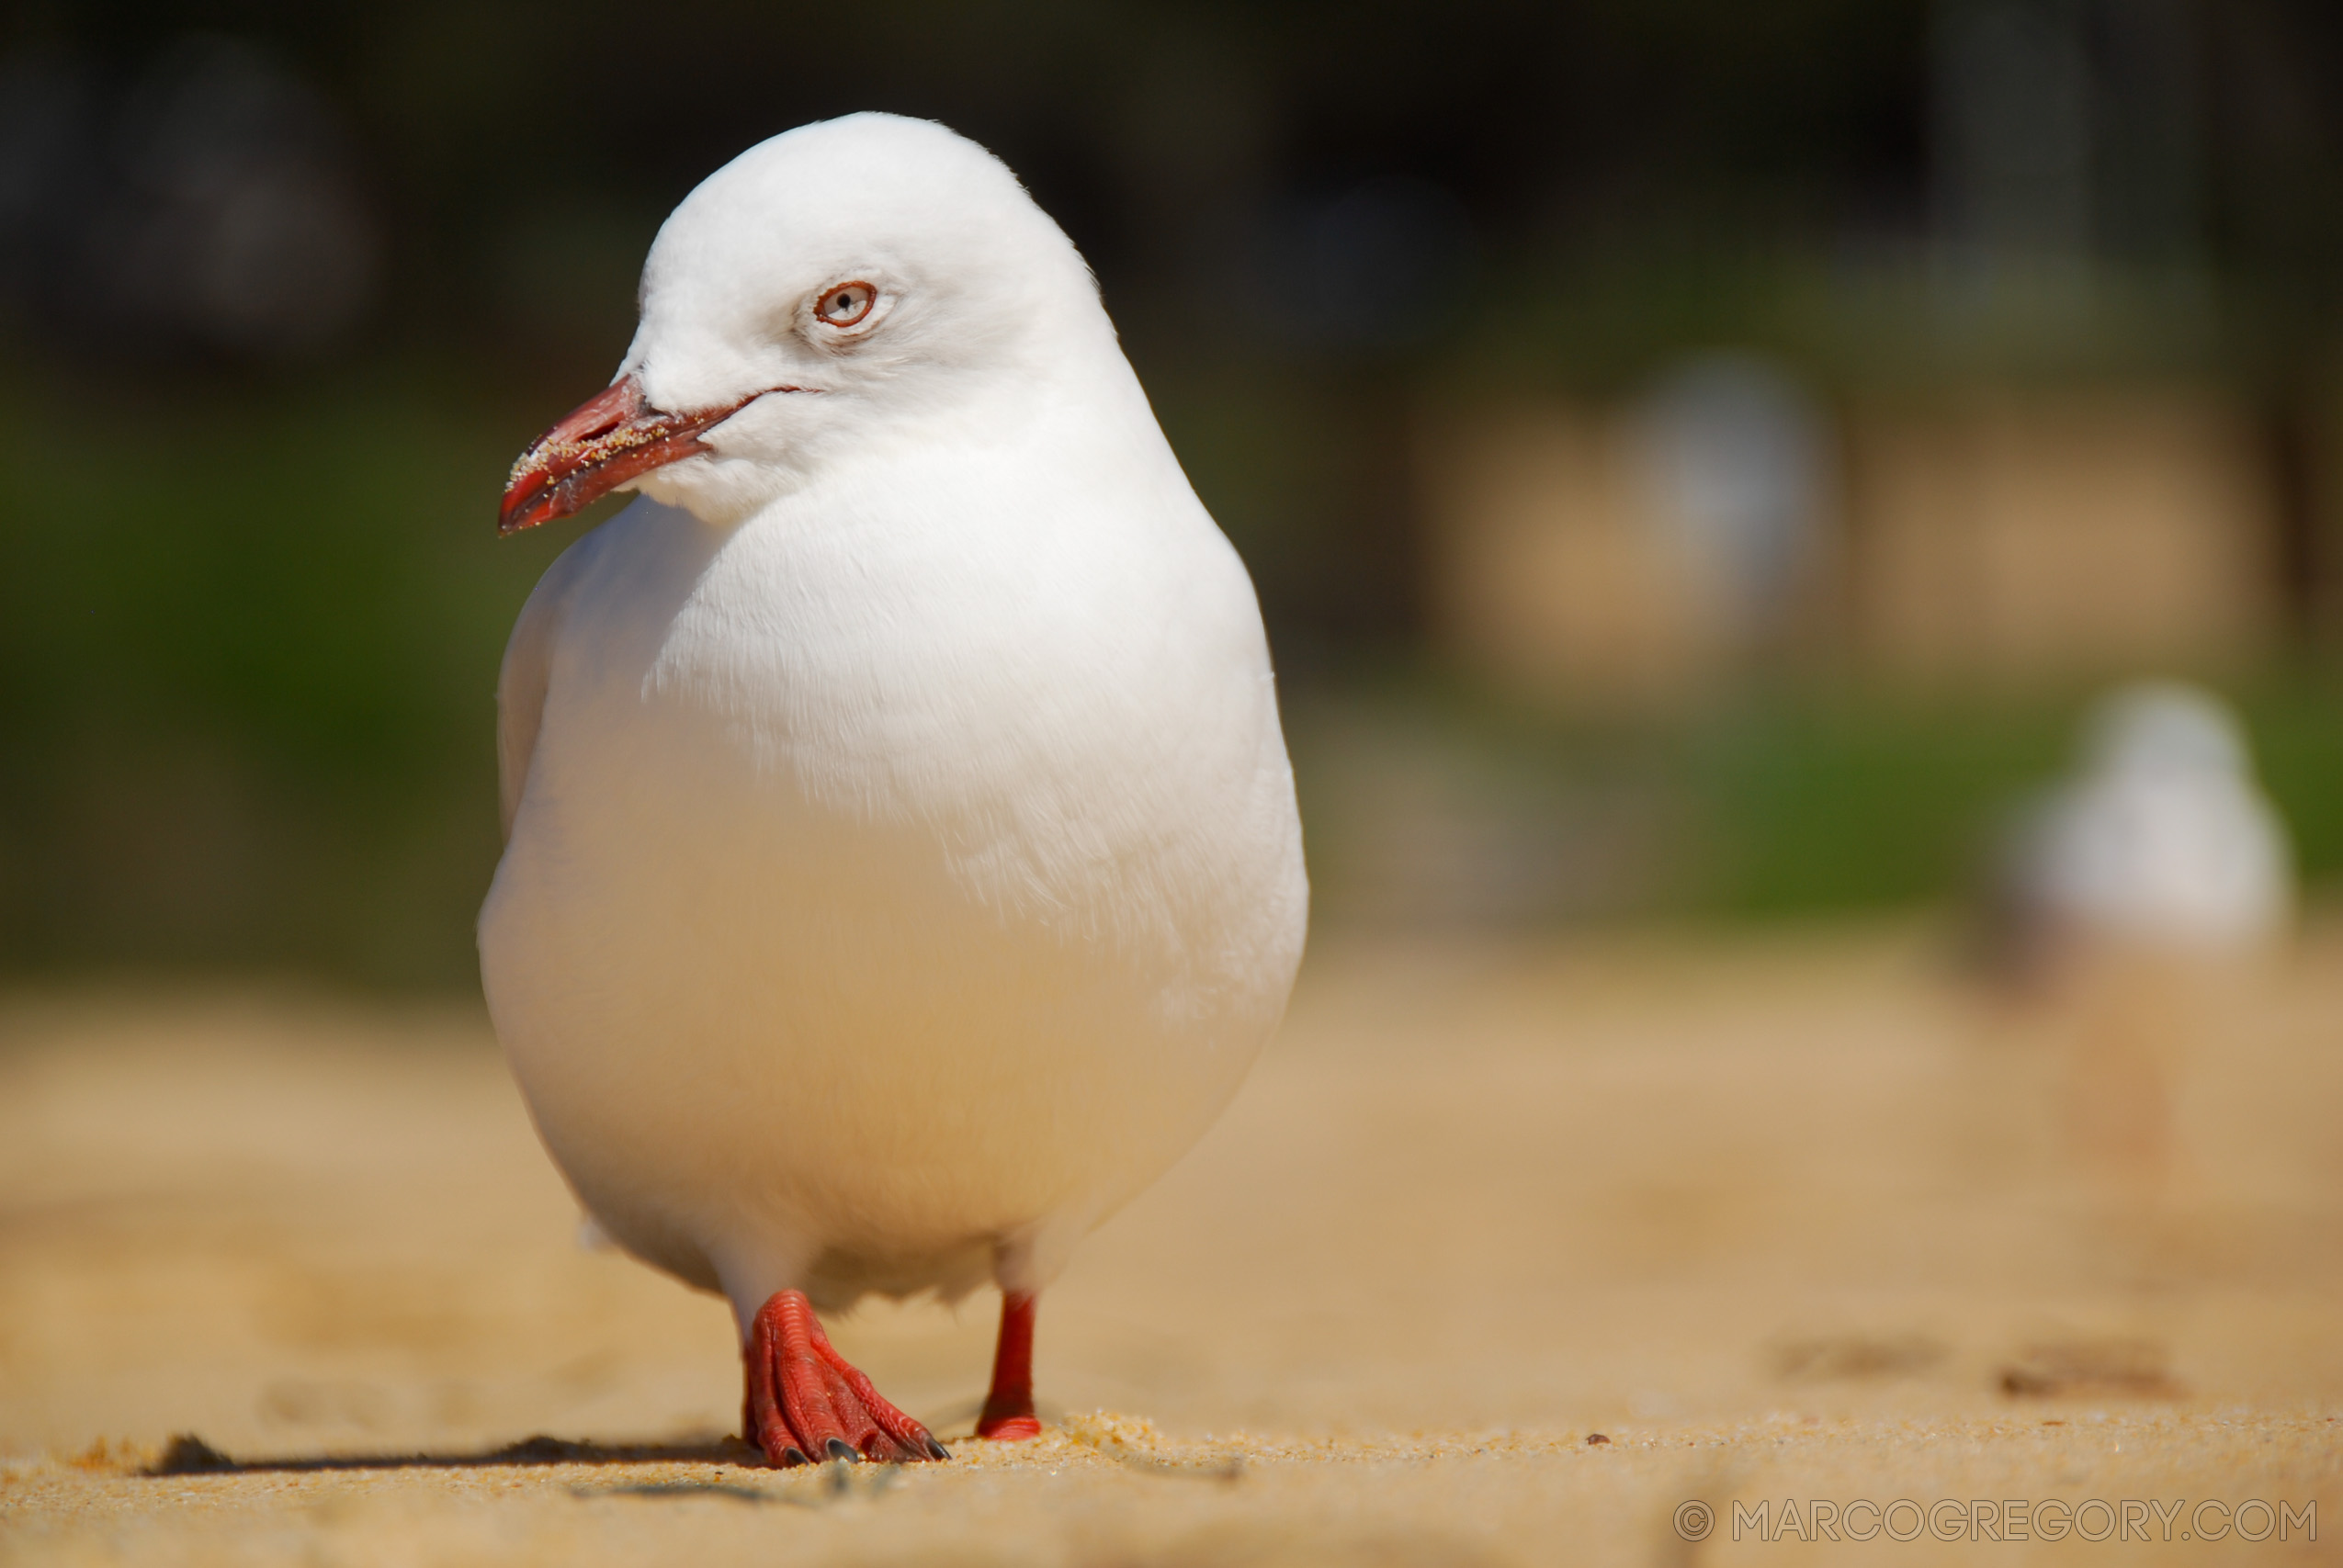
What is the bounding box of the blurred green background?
[4,0,2341,987]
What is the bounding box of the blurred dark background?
[4,0,2342,987]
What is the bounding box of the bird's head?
[499,113,1107,533]
[2086,681,2253,783]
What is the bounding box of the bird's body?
[2007,682,2291,962]
[1982,686,2291,1197]
[482,400,1303,1317]
[478,113,1306,1461]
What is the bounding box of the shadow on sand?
[145,1432,756,1476]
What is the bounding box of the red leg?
[976,1291,1043,1440]
[741,1290,949,1466]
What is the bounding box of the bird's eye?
[814,281,877,329]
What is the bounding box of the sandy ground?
[2,920,2338,1564]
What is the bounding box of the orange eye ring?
[814,280,877,329]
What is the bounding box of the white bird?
[1996,682,2292,968]
[479,113,1308,1466]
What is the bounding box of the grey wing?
[495,540,595,841]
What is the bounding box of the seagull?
[1986,681,2292,978]
[479,113,1308,1467]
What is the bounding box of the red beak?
[498,375,768,535]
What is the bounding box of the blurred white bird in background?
[1983,681,2292,1196]
[2001,681,2292,969]
[479,113,1308,1467]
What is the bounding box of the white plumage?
[477,112,1308,1373]
[2014,682,2292,956]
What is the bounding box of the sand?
[2,921,2338,1564]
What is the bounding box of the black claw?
[778,1445,810,1469]
[922,1437,951,1461]
[824,1437,858,1463]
